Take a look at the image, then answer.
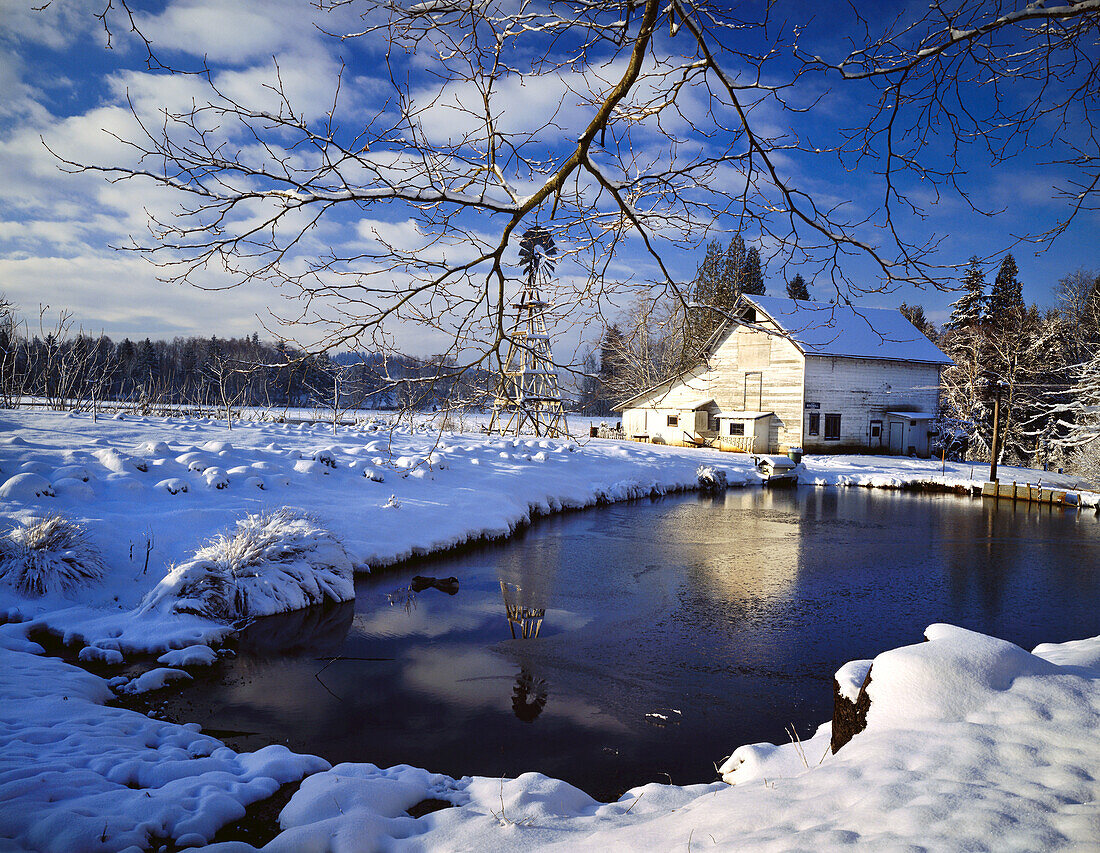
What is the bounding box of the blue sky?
[0,0,1096,355]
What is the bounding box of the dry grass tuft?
[0,515,105,595]
[144,507,353,621]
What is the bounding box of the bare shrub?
[1066,440,1100,485]
[0,515,105,595]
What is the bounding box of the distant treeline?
[0,307,490,415]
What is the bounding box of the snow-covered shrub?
[0,514,105,595]
[0,472,55,499]
[155,478,189,495]
[696,465,728,491]
[139,508,354,621]
[1066,439,1100,483]
[202,468,229,489]
[314,449,338,468]
[94,447,146,474]
[52,465,92,483]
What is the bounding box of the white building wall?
[802,357,943,452]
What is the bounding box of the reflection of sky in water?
[169,489,1100,801]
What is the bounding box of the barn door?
[888,421,904,454]
[869,419,883,449]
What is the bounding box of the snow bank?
[0,625,328,851]
[257,625,1100,851]
[865,623,1061,724]
[140,508,354,621]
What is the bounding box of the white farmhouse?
[614,295,953,456]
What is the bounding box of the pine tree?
[786,274,809,300]
[741,246,765,296]
[135,338,158,384]
[945,257,987,330]
[984,254,1024,326]
[691,240,724,310]
[686,240,726,357]
[717,235,745,307]
[899,303,936,341]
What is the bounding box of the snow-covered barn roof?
[740,295,952,365]
[613,295,951,411]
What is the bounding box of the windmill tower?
[488,226,568,437]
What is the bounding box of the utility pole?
[989,381,1003,483]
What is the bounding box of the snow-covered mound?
[0,472,55,499]
[0,515,105,595]
[139,508,353,621]
[0,625,328,851]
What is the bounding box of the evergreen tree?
[899,303,936,341]
[717,235,745,307]
[741,246,765,296]
[945,257,986,330]
[598,324,625,391]
[686,240,726,357]
[691,240,724,309]
[984,254,1024,326]
[786,274,809,300]
[135,338,158,384]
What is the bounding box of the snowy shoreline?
[1,409,1098,851]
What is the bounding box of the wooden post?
[989,385,1003,484]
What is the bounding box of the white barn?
[614,295,953,456]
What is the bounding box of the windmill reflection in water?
[501,580,549,722]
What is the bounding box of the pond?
[161,488,1100,802]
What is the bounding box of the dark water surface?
[167,488,1100,801]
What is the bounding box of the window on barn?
[667,415,679,427]
[808,413,820,436]
[729,422,745,436]
[824,414,841,440]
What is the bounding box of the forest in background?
[0,302,490,420]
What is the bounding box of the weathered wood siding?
[801,357,943,451]
[620,323,807,450]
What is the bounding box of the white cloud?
[134,0,330,65]
[0,251,280,341]
[0,1,100,51]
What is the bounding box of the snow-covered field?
[0,409,1097,851]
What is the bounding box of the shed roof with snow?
[740,296,952,365]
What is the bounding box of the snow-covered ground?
[0,409,1097,851]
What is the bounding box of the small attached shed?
[622,398,720,445]
[885,411,936,456]
[716,411,773,453]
